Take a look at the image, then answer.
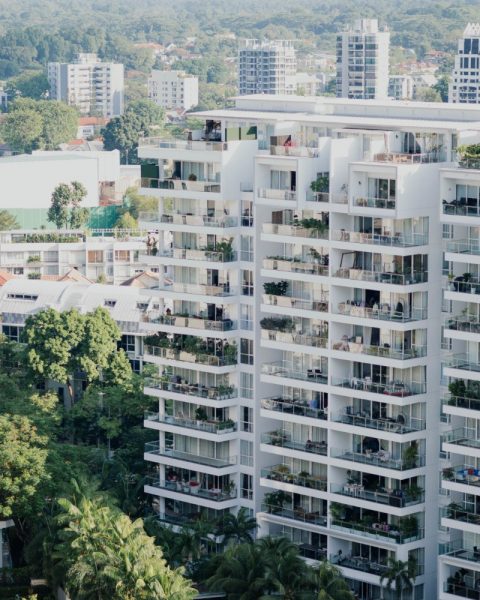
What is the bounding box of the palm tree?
[259,536,309,599]
[309,561,355,600]
[218,507,258,544]
[380,556,417,600]
[207,543,269,600]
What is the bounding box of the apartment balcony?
[442,465,480,492]
[158,282,236,298]
[334,268,427,285]
[261,465,327,492]
[145,442,236,468]
[261,431,328,457]
[336,302,427,323]
[157,213,238,228]
[306,191,348,205]
[262,257,328,277]
[145,476,236,502]
[330,554,389,577]
[141,178,221,194]
[257,188,297,201]
[441,545,480,568]
[444,354,480,375]
[269,145,320,158]
[372,151,446,164]
[330,483,424,508]
[260,397,327,421]
[332,230,428,248]
[144,345,237,368]
[441,505,480,531]
[144,377,237,401]
[139,137,228,152]
[332,408,425,434]
[262,293,328,313]
[442,582,480,599]
[353,197,396,210]
[330,519,423,544]
[443,200,480,218]
[446,239,480,256]
[144,412,237,435]
[445,278,480,296]
[262,361,327,385]
[143,313,236,332]
[442,394,480,416]
[445,317,480,335]
[160,247,236,263]
[261,504,327,527]
[330,448,426,471]
[261,328,328,349]
[331,377,426,398]
[262,222,328,240]
[443,427,480,453]
[331,339,426,361]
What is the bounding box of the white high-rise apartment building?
[238,39,297,96]
[336,19,390,100]
[48,53,124,117]
[133,95,480,599]
[450,23,480,104]
[148,70,199,111]
[389,75,414,101]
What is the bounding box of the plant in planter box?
[406,484,423,501]
[263,280,289,296]
[329,502,347,521]
[448,379,466,400]
[310,174,329,193]
[264,490,291,514]
[399,515,418,538]
[402,442,418,469]
[442,467,455,480]
[195,407,208,422]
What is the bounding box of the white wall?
[33,150,121,182]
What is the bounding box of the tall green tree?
[2,107,43,152]
[259,537,309,600]
[219,507,258,544]
[379,557,417,600]
[0,209,19,230]
[5,71,49,100]
[310,561,355,600]
[48,181,88,229]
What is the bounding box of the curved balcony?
[333,409,425,434]
[262,431,327,456]
[261,397,327,421]
[331,377,426,398]
[334,268,427,285]
[144,412,237,434]
[331,448,426,471]
[261,465,327,492]
[144,377,237,401]
[336,302,427,322]
[330,483,424,507]
[331,340,426,360]
[145,442,236,468]
[332,230,428,247]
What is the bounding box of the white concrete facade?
[450,24,480,104]
[389,76,414,101]
[48,53,124,117]
[137,94,480,599]
[238,40,297,96]
[336,19,390,100]
[148,70,199,111]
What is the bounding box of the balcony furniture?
[307,369,325,379]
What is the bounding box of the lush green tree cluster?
[2,98,78,153]
[47,181,89,230]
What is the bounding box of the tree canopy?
[48,181,89,229]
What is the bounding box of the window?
[136,302,149,310]
[242,270,253,296]
[104,299,116,307]
[241,474,253,499]
[2,325,20,341]
[240,304,253,330]
[240,235,253,262]
[240,440,253,467]
[119,335,135,353]
[87,250,103,263]
[6,293,37,301]
[115,250,130,262]
[240,372,253,399]
[241,407,253,433]
[240,339,254,365]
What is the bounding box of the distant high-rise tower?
[450,23,480,103]
[238,39,296,95]
[336,19,390,100]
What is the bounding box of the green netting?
[5,206,121,230]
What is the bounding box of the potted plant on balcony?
[402,442,419,469]
[310,174,329,195]
[442,467,455,481]
[264,490,291,514]
[224,480,236,498]
[457,143,480,168]
[223,342,237,364]
[189,480,200,495]
[330,502,346,523]
[297,470,311,486]
[195,407,208,425]
[399,515,418,540]
[263,280,289,297]
[215,238,234,261]
[220,418,235,433]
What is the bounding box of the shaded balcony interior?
[334,251,428,284]
[147,301,236,331]
[331,469,425,507]
[162,265,236,295]
[262,280,329,312]
[445,224,480,256]
[163,232,236,262]
[263,242,329,275]
[157,498,229,528]
[145,368,236,400]
[261,459,327,492]
[332,362,426,396]
[332,398,425,433]
[330,542,393,575]
[371,131,446,163]
[261,387,328,420]
[262,209,329,239]
[445,341,480,373]
[332,437,425,471]
[352,176,396,209]
[443,182,480,217]
[260,316,328,348]
[330,502,423,543]
[262,351,328,384]
[163,433,234,467]
[443,567,480,599]
[257,166,297,200]
[336,288,428,321]
[442,493,480,526]
[331,324,427,358]
[158,399,236,433]
[262,422,328,457]
[144,333,237,366]
[141,158,221,191]
[155,198,239,227]
[262,490,327,526]
[333,216,428,247]
[444,378,480,412]
[447,263,480,295]
[148,467,236,500]
[267,524,328,561]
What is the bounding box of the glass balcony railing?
[144,345,237,367]
[331,341,427,360]
[332,410,425,433]
[331,377,426,397]
[262,294,328,312]
[445,317,480,334]
[443,201,480,217]
[331,448,426,471]
[373,151,446,164]
[257,188,296,201]
[443,427,480,450]
[332,230,428,247]
[261,466,327,491]
[336,302,427,322]
[144,377,237,400]
[446,239,480,255]
[260,397,327,420]
[261,432,327,456]
[445,279,480,295]
[139,137,228,151]
[443,582,480,599]
[262,223,328,240]
[330,554,389,576]
[145,477,236,501]
[141,177,221,193]
[159,213,238,227]
[160,248,236,262]
[444,354,480,373]
[145,442,236,468]
[330,519,424,544]
[442,394,480,413]
[330,483,424,507]
[262,257,329,276]
[353,197,396,210]
[143,314,236,331]
[334,268,428,285]
[158,282,236,297]
[441,506,480,526]
[261,503,327,527]
[144,412,237,434]
[306,191,348,205]
[262,361,328,384]
[261,329,328,349]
